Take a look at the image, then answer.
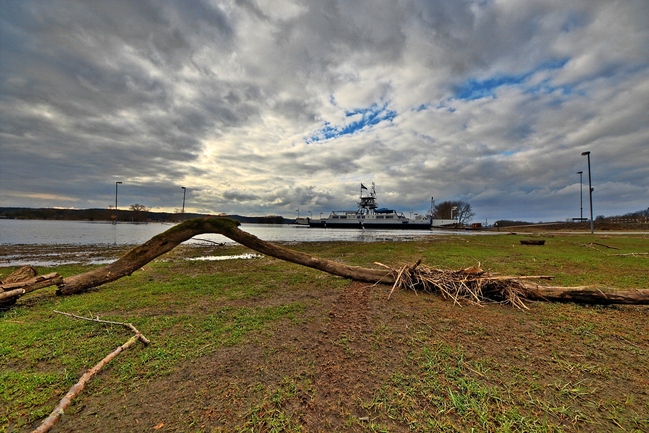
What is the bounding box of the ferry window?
[377,216,384,219]
[333,216,339,219]
[340,216,346,219]
[386,216,393,219]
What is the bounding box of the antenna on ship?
[430,196,435,225]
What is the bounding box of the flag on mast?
[361,183,367,190]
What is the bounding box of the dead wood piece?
[520,239,545,245]
[31,334,141,433]
[520,284,649,305]
[388,263,649,309]
[611,252,649,257]
[589,242,620,250]
[0,288,26,301]
[53,310,150,345]
[388,259,421,300]
[1,272,64,294]
[1,265,38,284]
[32,312,150,433]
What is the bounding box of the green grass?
[1,233,648,432]
[364,341,563,432]
[0,255,311,430]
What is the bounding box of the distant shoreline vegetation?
[1,207,647,227]
[0,207,291,225]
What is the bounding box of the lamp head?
[581,151,590,156]
[577,171,583,174]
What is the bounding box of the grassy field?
[1,232,648,432]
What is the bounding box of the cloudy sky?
[1,0,648,222]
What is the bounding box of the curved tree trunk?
[57,218,393,295]
[29,216,648,306]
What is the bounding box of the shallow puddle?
[186,253,263,261]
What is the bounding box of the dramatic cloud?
[1,0,648,221]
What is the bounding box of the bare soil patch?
[49,279,648,432]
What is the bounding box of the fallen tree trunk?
[4,217,647,307]
[1,272,64,294]
[1,266,62,307]
[520,285,649,305]
[57,217,392,295]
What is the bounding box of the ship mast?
[358,182,378,215]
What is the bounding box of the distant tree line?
[0,207,291,224]
[492,220,535,228]
[0,207,192,222]
[2,205,646,226]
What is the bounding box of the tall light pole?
[115,181,122,223]
[577,171,583,221]
[581,151,594,233]
[181,187,187,218]
[451,206,458,222]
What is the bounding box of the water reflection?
[186,253,263,261]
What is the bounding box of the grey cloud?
[222,190,260,202]
[1,0,647,221]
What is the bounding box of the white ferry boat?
[308,183,433,230]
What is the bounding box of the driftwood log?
[2,217,648,306]
[1,266,63,308]
[32,311,150,433]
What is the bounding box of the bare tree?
[129,204,148,212]
[433,201,474,225]
[128,204,149,222]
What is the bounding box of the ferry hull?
[308,219,431,230]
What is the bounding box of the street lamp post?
[181,187,187,218]
[581,152,594,233]
[577,171,583,221]
[296,209,300,219]
[114,181,122,223]
[451,206,458,222]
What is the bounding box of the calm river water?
[0,219,481,266]
[0,219,474,246]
